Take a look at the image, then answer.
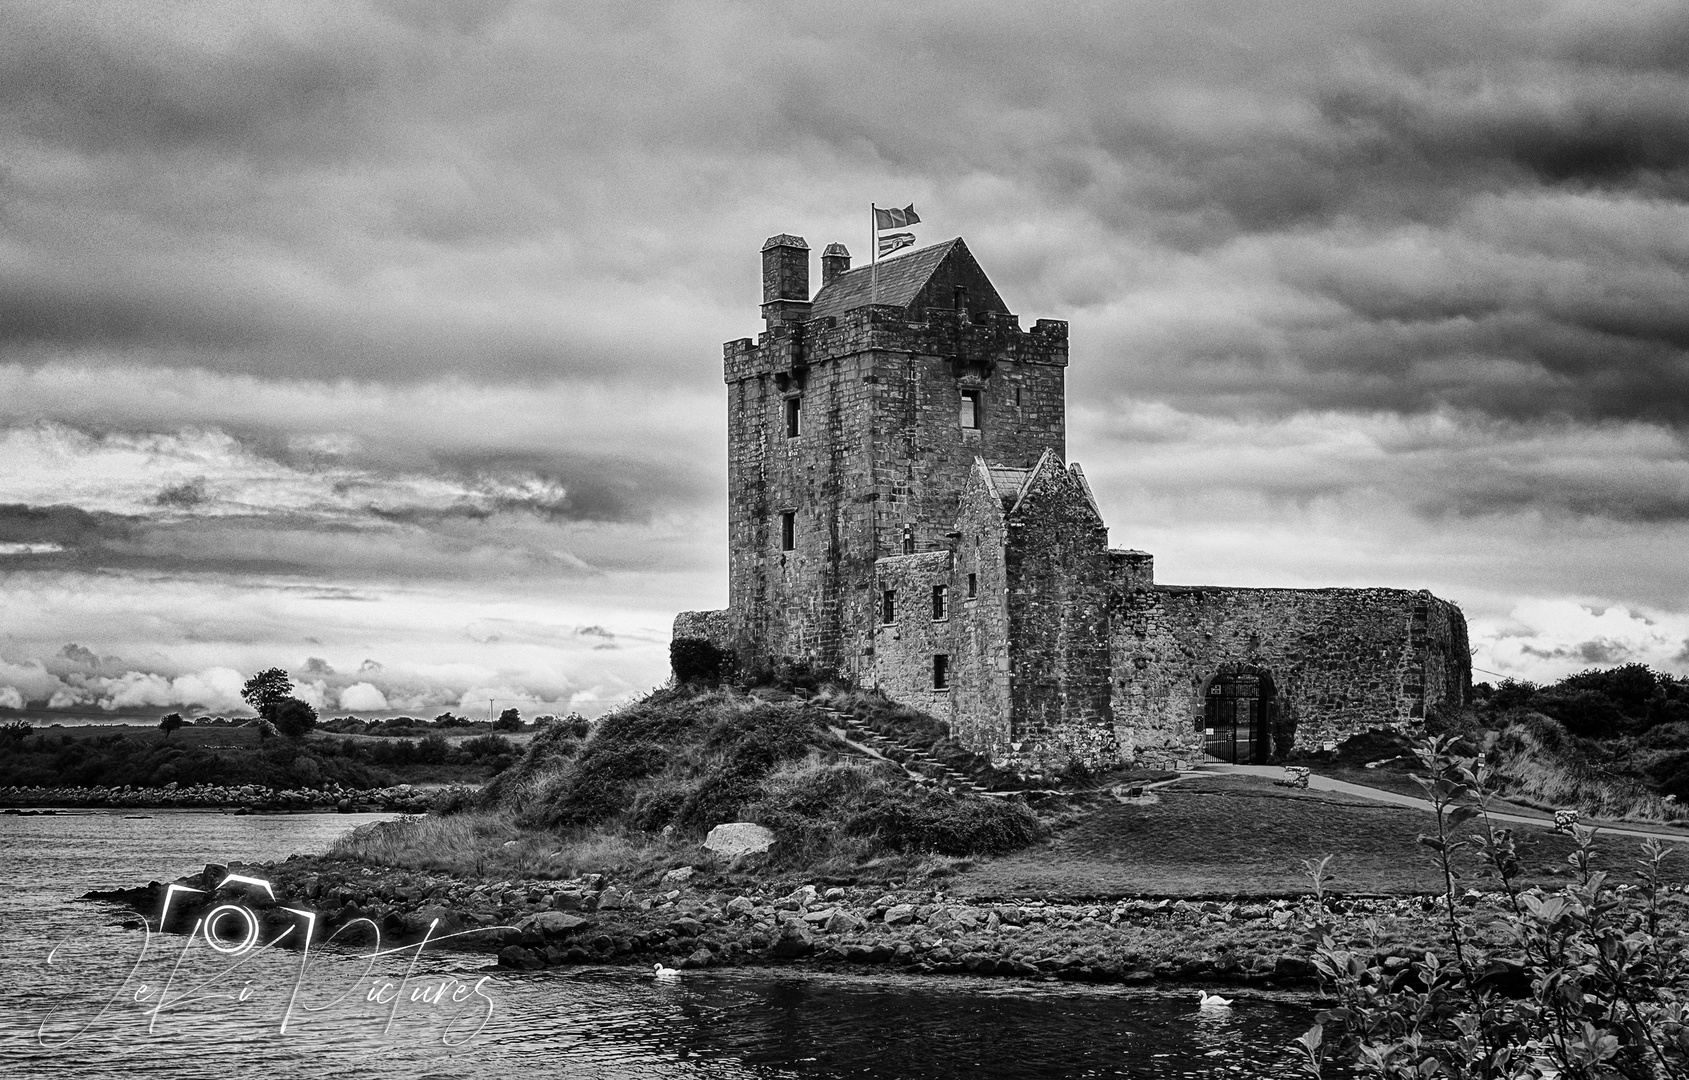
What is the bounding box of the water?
[0,810,1322,1078]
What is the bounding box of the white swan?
[653,962,682,979]
[1197,991,1232,1007]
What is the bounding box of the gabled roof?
[985,465,1033,505]
[809,238,1011,321]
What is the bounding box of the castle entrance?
[1201,668,1275,763]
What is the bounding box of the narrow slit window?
[1013,386,1022,407]
[780,511,795,551]
[933,654,950,690]
[932,584,947,620]
[881,589,896,624]
[960,389,982,429]
[784,396,801,438]
[966,573,977,598]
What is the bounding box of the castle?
[673,233,1472,770]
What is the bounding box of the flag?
[874,204,920,230]
[877,232,916,256]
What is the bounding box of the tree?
[158,712,185,738]
[494,707,522,732]
[271,697,318,740]
[241,668,295,719]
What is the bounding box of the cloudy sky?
[2,0,1687,718]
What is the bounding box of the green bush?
[671,637,733,686]
[1298,735,1689,1079]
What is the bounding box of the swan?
[653,962,682,979]
[1197,991,1232,1007]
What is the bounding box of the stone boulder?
[702,822,776,859]
[531,911,590,938]
[883,904,917,926]
[659,866,696,887]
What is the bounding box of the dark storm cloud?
[0,1,1680,408]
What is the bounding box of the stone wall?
[999,459,1118,772]
[948,465,1015,759]
[870,551,957,720]
[672,609,734,653]
[1109,585,1471,766]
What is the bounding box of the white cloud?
[338,682,389,712]
[1475,601,1689,685]
[0,686,24,710]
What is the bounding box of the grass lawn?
[949,773,1689,900]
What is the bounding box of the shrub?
[1297,735,1689,1079]
[530,740,669,827]
[272,698,318,740]
[415,732,451,765]
[670,637,733,686]
[1,720,32,743]
[493,708,522,732]
[158,712,186,738]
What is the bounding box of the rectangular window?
[784,396,801,438]
[933,654,950,691]
[1014,386,1022,407]
[780,511,795,551]
[960,389,982,429]
[967,573,977,598]
[932,583,947,620]
[881,589,896,624]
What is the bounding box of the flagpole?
[869,203,877,307]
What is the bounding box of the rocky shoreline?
[1,782,434,813]
[97,854,1484,991]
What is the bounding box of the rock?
[498,945,544,970]
[406,905,462,935]
[533,911,590,937]
[801,908,835,925]
[726,896,756,917]
[670,917,704,937]
[660,866,696,887]
[202,863,229,890]
[596,887,625,910]
[883,904,916,926]
[1273,956,1316,980]
[702,822,776,858]
[824,909,864,934]
[681,947,715,969]
[771,922,813,958]
[823,886,846,902]
[871,894,897,910]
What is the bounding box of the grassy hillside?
[334,685,1045,881]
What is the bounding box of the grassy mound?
[366,685,1047,881]
[1486,713,1689,823]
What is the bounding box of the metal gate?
[1204,673,1268,763]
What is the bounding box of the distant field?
[951,773,1689,900]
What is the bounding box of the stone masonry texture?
[674,234,1472,771]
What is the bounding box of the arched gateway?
[1200,665,1276,763]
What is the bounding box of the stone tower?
[720,234,1070,682]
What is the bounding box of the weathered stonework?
[675,234,1472,771]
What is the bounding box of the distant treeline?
[1474,663,1689,736]
[0,724,533,791]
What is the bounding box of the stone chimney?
[761,234,811,325]
[821,242,851,285]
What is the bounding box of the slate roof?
[809,240,961,320]
[986,465,1034,506]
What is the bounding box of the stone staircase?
[811,703,993,796]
